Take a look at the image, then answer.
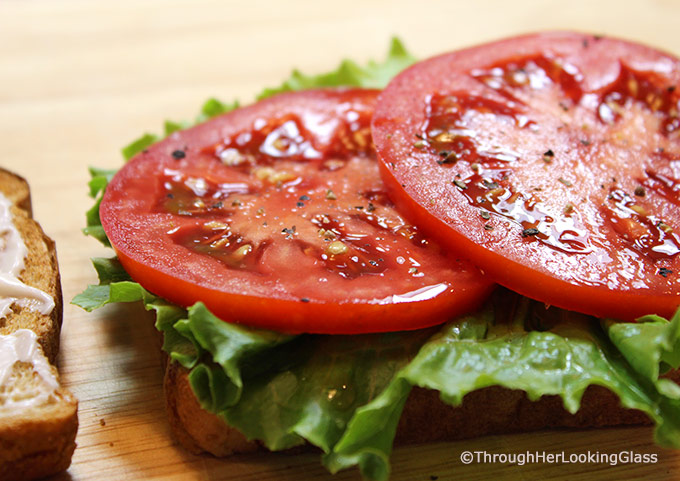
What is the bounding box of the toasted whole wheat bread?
[163,356,662,458]
[0,168,77,481]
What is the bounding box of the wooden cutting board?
[1,0,679,479]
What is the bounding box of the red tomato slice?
[373,32,680,321]
[100,89,493,333]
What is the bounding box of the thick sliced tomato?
[100,89,493,333]
[373,32,680,321]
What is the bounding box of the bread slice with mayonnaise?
[0,168,77,481]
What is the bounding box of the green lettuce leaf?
[121,133,159,161]
[606,309,680,399]
[326,299,680,479]
[73,270,680,480]
[256,37,415,99]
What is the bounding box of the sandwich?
[74,32,680,480]
[0,168,78,481]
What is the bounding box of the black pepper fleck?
[299,195,310,201]
[634,186,646,197]
[282,226,296,238]
[522,227,540,237]
[453,179,467,190]
[172,149,186,159]
[301,298,310,303]
[659,267,673,278]
[437,150,457,165]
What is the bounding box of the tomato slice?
[373,32,680,321]
[100,89,493,333]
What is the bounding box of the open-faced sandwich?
[75,32,680,480]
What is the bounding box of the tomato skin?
[373,32,680,321]
[113,246,490,333]
[101,89,493,334]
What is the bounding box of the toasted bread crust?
[0,169,31,216]
[0,384,78,481]
[0,169,76,481]
[164,359,666,458]
[395,383,651,445]
[164,360,260,456]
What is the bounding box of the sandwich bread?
[0,168,77,481]
[163,357,661,458]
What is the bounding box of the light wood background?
[1,0,679,479]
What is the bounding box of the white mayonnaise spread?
[0,192,54,318]
[0,329,59,409]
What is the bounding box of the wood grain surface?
[1,0,679,479]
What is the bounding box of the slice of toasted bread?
[0,169,77,481]
[163,359,655,459]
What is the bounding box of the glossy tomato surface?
[101,89,493,333]
[373,32,680,321]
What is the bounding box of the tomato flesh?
[100,89,493,333]
[373,32,680,321]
